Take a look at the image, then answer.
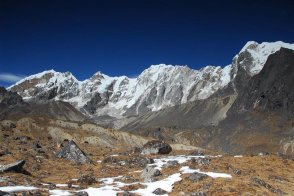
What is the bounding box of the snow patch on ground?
[180,166,232,178]
[0,186,38,192]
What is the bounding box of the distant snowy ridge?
[8,41,294,118]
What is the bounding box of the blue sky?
[0,0,294,87]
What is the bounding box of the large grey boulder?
[0,160,25,173]
[141,165,161,182]
[56,140,92,164]
[141,140,172,155]
[188,172,209,183]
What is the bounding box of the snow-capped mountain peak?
[234,41,294,76]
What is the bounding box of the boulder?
[32,141,42,149]
[191,157,210,166]
[56,140,92,164]
[0,120,16,129]
[75,191,89,196]
[190,150,204,156]
[141,140,172,155]
[141,165,161,182]
[116,192,135,196]
[128,156,155,167]
[166,160,179,167]
[153,188,168,195]
[188,172,209,182]
[0,160,25,173]
[77,174,97,185]
[48,183,56,190]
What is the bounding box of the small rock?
[129,156,154,167]
[37,149,46,154]
[121,176,137,183]
[14,136,31,142]
[251,177,285,195]
[131,147,141,154]
[0,149,11,157]
[75,191,89,196]
[191,157,210,166]
[153,188,168,195]
[102,156,119,164]
[191,191,207,196]
[77,174,97,185]
[141,165,161,182]
[116,191,135,196]
[7,181,16,186]
[67,182,73,188]
[166,160,179,167]
[190,150,204,156]
[21,190,43,195]
[141,140,172,155]
[32,141,42,149]
[258,152,269,156]
[202,182,212,190]
[228,165,241,175]
[48,183,56,190]
[188,172,209,182]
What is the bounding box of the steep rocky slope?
[0,87,87,122]
[216,47,294,155]
[122,48,294,157]
[0,87,24,106]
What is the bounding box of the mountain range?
[4,41,294,157]
[9,41,293,118]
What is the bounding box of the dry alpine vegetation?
[0,117,294,196]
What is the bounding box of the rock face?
[229,48,294,117]
[0,87,24,106]
[56,140,92,164]
[0,160,25,173]
[141,140,172,155]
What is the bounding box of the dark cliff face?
[214,48,294,154]
[0,87,24,106]
[228,48,294,117]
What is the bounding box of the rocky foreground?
[0,118,294,196]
